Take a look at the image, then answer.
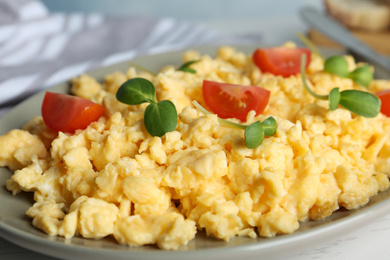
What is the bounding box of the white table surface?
[3,0,390,259]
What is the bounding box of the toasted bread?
[324,0,390,31]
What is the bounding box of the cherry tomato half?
[202,80,270,122]
[253,47,311,77]
[41,91,105,133]
[376,89,390,117]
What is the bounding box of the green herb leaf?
[347,65,373,87]
[301,54,380,118]
[116,78,178,137]
[329,87,341,111]
[178,60,199,74]
[244,121,264,149]
[179,67,196,74]
[262,116,277,136]
[144,100,178,137]
[324,56,349,77]
[116,78,157,105]
[339,90,381,118]
[323,55,373,87]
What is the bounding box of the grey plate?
[1,45,389,260]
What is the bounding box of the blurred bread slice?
[308,28,390,54]
[324,0,390,31]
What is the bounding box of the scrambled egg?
[1,42,390,250]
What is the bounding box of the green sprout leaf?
[192,100,277,148]
[323,55,373,87]
[244,121,264,149]
[347,65,373,87]
[324,56,349,77]
[262,116,277,136]
[116,78,178,137]
[180,68,196,73]
[339,90,381,118]
[300,54,380,118]
[178,60,199,74]
[329,87,341,111]
[144,100,178,137]
[116,77,157,105]
[297,36,373,87]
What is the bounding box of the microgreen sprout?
[347,64,373,87]
[178,60,199,74]
[192,100,277,148]
[297,33,373,87]
[116,78,178,137]
[324,56,349,77]
[301,54,381,118]
[323,56,373,87]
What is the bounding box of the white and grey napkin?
[0,0,256,117]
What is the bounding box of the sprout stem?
[297,32,324,60]
[192,101,247,130]
[301,54,328,100]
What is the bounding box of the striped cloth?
[0,0,256,117]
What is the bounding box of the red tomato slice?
[253,47,311,77]
[41,91,105,133]
[202,80,270,121]
[376,89,390,117]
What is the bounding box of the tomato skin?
[376,89,390,117]
[253,47,311,77]
[202,80,270,122]
[41,92,105,133]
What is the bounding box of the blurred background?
[39,0,323,43]
[0,0,324,117]
[3,0,390,115]
[40,0,319,20]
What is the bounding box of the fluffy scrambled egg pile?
[1,42,390,250]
